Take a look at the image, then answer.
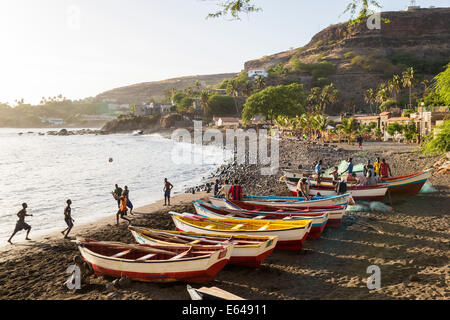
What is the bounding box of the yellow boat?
[170,212,312,251]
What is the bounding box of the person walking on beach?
[116,195,131,226]
[296,178,310,200]
[163,178,173,206]
[7,203,33,244]
[228,180,243,201]
[340,158,354,181]
[380,159,392,178]
[113,184,122,208]
[357,135,363,149]
[123,186,134,215]
[218,179,232,200]
[61,199,74,239]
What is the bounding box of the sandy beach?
[0,141,448,300]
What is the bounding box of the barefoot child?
[61,199,74,239]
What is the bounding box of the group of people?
[295,157,394,199]
[213,179,244,201]
[7,178,176,244]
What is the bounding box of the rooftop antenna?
[410,0,417,6]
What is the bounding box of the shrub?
[314,40,324,48]
[423,120,450,154]
[344,51,356,59]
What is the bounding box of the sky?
[0,0,448,105]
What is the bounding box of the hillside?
[244,8,450,112]
[96,73,238,104]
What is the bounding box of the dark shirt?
[114,187,123,197]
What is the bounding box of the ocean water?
[0,128,233,243]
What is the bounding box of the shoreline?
[0,139,448,300]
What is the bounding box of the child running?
[8,203,33,244]
[61,199,74,239]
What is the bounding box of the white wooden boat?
[129,226,277,268]
[75,238,233,283]
[170,212,312,251]
[286,181,388,201]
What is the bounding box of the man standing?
[340,158,354,181]
[357,135,363,149]
[113,184,123,208]
[123,186,134,215]
[116,195,131,226]
[218,179,232,200]
[380,159,392,178]
[8,203,33,244]
[213,179,220,196]
[296,178,310,200]
[228,180,243,201]
[330,166,339,185]
[374,157,381,177]
[61,199,74,239]
[163,178,174,206]
[314,160,323,186]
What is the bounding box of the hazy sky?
[0,0,448,105]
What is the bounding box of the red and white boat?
[170,212,312,251]
[75,238,233,283]
[210,193,351,208]
[284,169,432,196]
[192,200,330,239]
[286,181,388,201]
[129,226,277,268]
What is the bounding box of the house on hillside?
[410,106,449,138]
[148,103,173,115]
[248,68,268,78]
[354,115,381,128]
[214,117,241,127]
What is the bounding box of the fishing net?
[346,204,371,212]
[369,202,393,213]
[419,183,437,194]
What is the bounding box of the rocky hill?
[244,8,450,112]
[96,73,237,104]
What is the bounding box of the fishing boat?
[132,130,144,136]
[210,193,351,208]
[283,169,431,195]
[129,226,277,268]
[75,238,233,283]
[282,169,363,183]
[170,212,312,251]
[193,200,330,238]
[286,181,388,201]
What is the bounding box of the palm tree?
[312,114,331,143]
[226,80,242,115]
[307,87,321,113]
[421,79,429,96]
[319,84,339,114]
[364,88,376,114]
[402,67,415,108]
[392,74,402,101]
[199,90,210,116]
[242,81,254,97]
[341,117,357,144]
[254,75,266,90]
[376,83,388,111]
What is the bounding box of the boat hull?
[77,244,232,283]
[171,216,312,251]
[130,230,277,268]
[286,181,388,201]
[193,201,331,238]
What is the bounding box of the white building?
[248,68,268,78]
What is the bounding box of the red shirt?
[380,163,389,177]
[228,185,242,201]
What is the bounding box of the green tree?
[433,63,450,105]
[423,120,450,154]
[364,88,376,114]
[386,121,403,141]
[254,75,267,90]
[242,83,307,124]
[340,117,357,144]
[206,94,236,117]
[402,67,415,108]
[199,90,211,116]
